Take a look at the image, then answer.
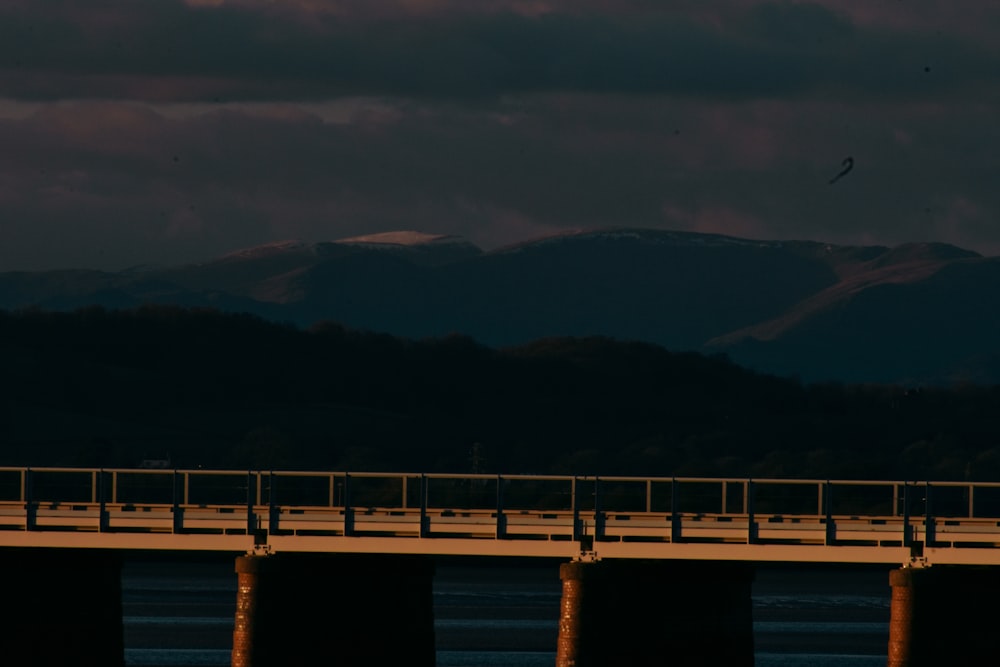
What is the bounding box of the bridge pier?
[556,559,755,667]
[0,547,124,667]
[889,564,1000,666]
[232,551,436,667]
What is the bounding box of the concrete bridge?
[3,467,1000,666]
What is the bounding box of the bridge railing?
[4,467,1000,550]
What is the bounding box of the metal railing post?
[495,475,506,539]
[98,469,108,533]
[824,481,834,545]
[25,467,35,531]
[172,470,183,534]
[419,474,429,538]
[903,482,912,547]
[269,471,279,535]
[594,477,605,541]
[571,477,581,542]
[925,481,935,545]
[343,473,354,536]
[246,471,256,535]
[670,477,681,542]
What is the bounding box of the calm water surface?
[122,558,892,667]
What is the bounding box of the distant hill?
[1,227,997,386]
[3,306,1000,479]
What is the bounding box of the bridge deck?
[2,468,1000,565]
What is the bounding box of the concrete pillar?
[556,559,755,667]
[232,552,435,667]
[889,565,1000,666]
[0,547,124,667]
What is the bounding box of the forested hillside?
[6,230,999,387]
[2,306,999,481]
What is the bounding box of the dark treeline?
[2,304,1000,481]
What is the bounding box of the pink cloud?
[164,206,206,240]
[823,0,1000,43]
[27,102,167,156]
[938,196,993,251]
[452,199,566,250]
[1,90,999,271]
[892,128,914,147]
[661,203,769,241]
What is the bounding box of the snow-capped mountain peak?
[334,231,467,247]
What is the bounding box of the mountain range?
[3,228,998,387]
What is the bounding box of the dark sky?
[1,0,998,270]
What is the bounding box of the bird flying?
[829,156,854,184]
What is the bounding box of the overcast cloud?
[0,0,997,270]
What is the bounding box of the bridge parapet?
[2,467,1000,564]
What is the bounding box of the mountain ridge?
[1,227,996,387]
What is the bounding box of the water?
[121,558,892,667]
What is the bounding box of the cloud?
[0,0,996,102]
[1,2,998,270]
[1,92,998,271]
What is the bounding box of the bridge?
[3,467,1000,666]
[5,467,1000,563]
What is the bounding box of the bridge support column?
[232,552,435,667]
[556,559,754,667]
[889,565,1000,666]
[0,547,124,667]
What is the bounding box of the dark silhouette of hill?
[0,228,996,386]
[3,306,1000,481]
[708,249,1000,385]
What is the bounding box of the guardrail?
[2,468,1000,563]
